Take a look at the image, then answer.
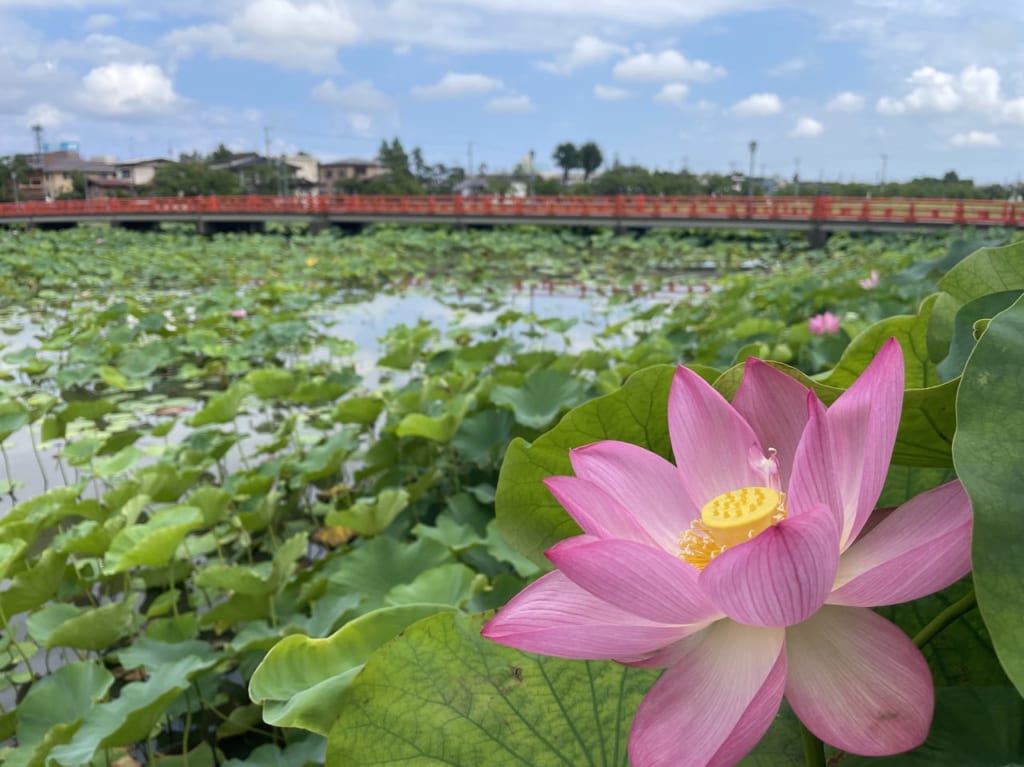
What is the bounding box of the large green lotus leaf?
[45,598,136,651]
[452,408,515,467]
[1,550,68,618]
[0,399,30,439]
[495,364,673,566]
[333,396,384,426]
[843,687,1023,766]
[96,364,130,391]
[103,505,204,573]
[0,537,26,578]
[490,368,589,429]
[326,611,658,766]
[117,638,218,670]
[823,295,941,390]
[395,412,460,443]
[249,604,456,735]
[47,654,218,767]
[245,367,297,399]
[325,488,409,535]
[936,290,1021,382]
[383,563,480,607]
[954,292,1024,695]
[91,445,144,479]
[15,661,113,745]
[136,464,203,502]
[196,561,277,595]
[191,382,249,426]
[319,536,453,616]
[938,239,1024,304]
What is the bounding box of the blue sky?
[1,1,1022,183]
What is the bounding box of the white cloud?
[731,92,782,116]
[949,130,1000,147]
[789,116,824,137]
[312,79,393,112]
[613,50,725,82]
[654,82,689,105]
[876,64,1010,118]
[25,103,66,129]
[768,57,805,76]
[486,94,536,113]
[164,0,358,72]
[411,71,504,99]
[593,84,629,101]
[826,91,864,112]
[538,35,627,74]
[79,62,180,117]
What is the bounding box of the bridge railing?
[0,194,1019,227]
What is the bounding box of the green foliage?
[0,225,1020,766]
[954,292,1024,696]
[326,612,659,765]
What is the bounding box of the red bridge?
[0,194,1020,237]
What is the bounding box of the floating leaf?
[954,292,1024,695]
[326,611,658,765]
[250,604,455,735]
[490,368,589,429]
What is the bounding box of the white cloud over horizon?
[411,72,505,99]
[732,92,783,116]
[613,50,726,82]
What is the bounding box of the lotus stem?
[800,721,827,767]
[913,587,977,649]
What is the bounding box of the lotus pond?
[1,224,1022,766]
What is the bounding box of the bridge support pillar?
[115,221,159,232]
[806,227,831,248]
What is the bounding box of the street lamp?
[747,140,758,215]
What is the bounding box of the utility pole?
[880,152,888,187]
[528,148,536,197]
[467,141,474,178]
[794,156,801,196]
[31,124,44,200]
[747,139,758,214]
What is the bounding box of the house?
[210,152,313,195]
[22,150,121,200]
[318,158,386,193]
[114,158,173,189]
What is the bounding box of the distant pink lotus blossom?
[859,270,880,289]
[483,340,971,767]
[230,308,248,319]
[808,311,840,335]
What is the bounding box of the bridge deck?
[0,194,1019,231]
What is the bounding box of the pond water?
[0,284,703,514]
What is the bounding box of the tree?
[579,142,603,181]
[0,154,32,202]
[552,142,580,183]
[208,143,234,162]
[151,162,242,197]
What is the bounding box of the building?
[114,158,173,189]
[210,152,314,195]
[318,158,386,193]
[22,151,121,200]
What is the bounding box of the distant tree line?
[0,143,1017,202]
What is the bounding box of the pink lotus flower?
[808,311,840,335]
[859,270,880,289]
[483,340,971,767]
[230,308,248,319]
